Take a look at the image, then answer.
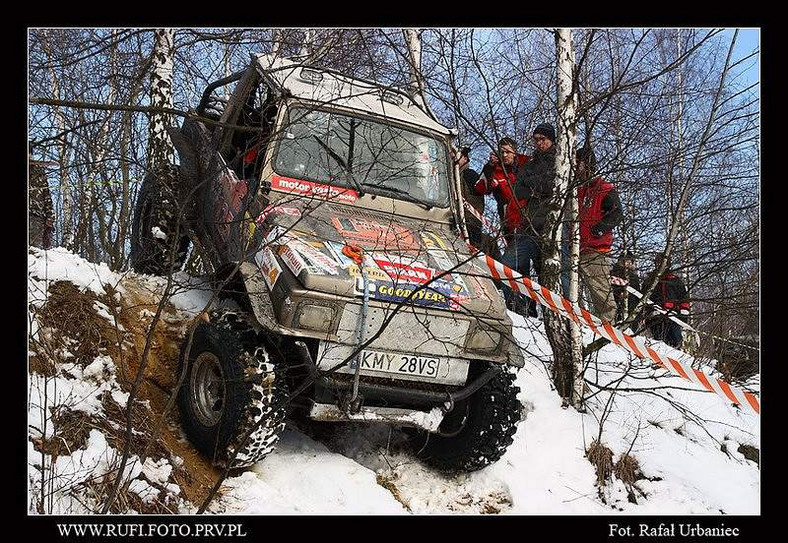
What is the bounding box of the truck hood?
[255,198,507,319]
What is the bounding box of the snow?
[28,247,119,302]
[214,430,408,515]
[28,248,759,515]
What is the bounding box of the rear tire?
[408,366,521,473]
[178,311,287,468]
[130,165,189,275]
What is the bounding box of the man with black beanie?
[498,122,557,317]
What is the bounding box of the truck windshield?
[274,107,450,207]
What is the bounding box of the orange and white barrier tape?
[480,254,760,416]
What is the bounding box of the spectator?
[574,144,622,323]
[644,253,690,349]
[473,137,529,246]
[499,123,557,317]
[457,147,500,259]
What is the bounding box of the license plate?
[348,349,440,379]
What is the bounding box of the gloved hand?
[591,224,605,237]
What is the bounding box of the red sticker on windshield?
[330,216,420,250]
[271,175,358,203]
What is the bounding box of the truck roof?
[255,53,453,136]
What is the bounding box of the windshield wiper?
[374,184,433,210]
[312,136,365,196]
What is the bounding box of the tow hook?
[341,392,364,414]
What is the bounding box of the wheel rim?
[191,352,226,426]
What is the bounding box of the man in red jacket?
[575,145,622,323]
[473,137,529,245]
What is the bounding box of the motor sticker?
[271,175,359,203]
[255,247,282,290]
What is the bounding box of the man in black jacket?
[457,147,500,259]
[643,253,690,348]
[498,123,557,317]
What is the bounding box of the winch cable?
[343,244,369,411]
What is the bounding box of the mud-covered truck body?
[131,54,523,472]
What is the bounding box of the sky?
[729,28,759,95]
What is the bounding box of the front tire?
[178,311,287,468]
[408,365,521,473]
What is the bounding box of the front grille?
[336,304,470,357]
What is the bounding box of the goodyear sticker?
[373,282,451,309]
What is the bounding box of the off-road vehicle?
[131,54,524,472]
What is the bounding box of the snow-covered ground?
[28,247,760,515]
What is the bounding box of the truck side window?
[229,84,276,183]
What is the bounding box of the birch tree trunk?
[404,29,427,109]
[298,29,314,58]
[149,29,175,171]
[542,28,584,407]
[271,29,283,57]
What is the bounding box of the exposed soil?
[30,276,223,510]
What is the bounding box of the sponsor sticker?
[255,205,302,224]
[331,216,419,250]
[324,241,351,267]
[290,239,339,275]
[279,245,321,276]
[255,247,282,290]
[264,225,293,246]
[271,175,359,203]
[373,256,434,285]
[420,231,450,252]
[373,282,451,309]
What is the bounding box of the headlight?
[295,303,335,333]
[465,323,501,352]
